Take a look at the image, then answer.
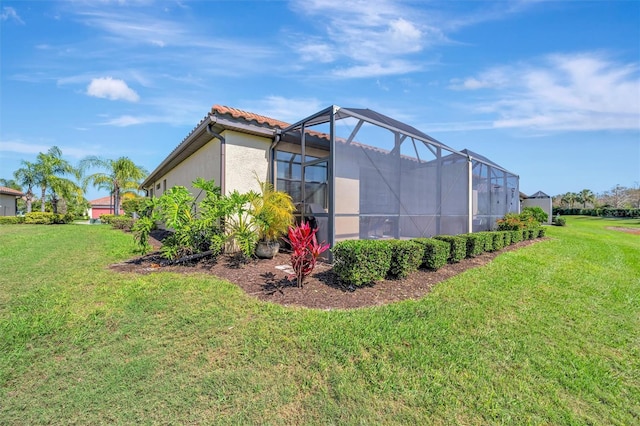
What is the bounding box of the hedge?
[553,208,640,218]
[332,240,392,287]
[510,229,523,243]
[411,238,450,271]
[433,235,466,263]
[501,231,512,246]
[388,240,423,279]
[109,216,135,231]
[491,232,505,251]
[459,233,486,258]
[0,216,24,225]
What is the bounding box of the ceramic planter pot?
[256,240,280,259]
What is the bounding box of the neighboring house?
[0,186,24,216]
[522,190,553,224]
[141,105,520,248]
[88,196,123,219]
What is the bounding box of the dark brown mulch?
[110,236,543,310]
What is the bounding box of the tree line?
[553,185,640,209]
[0,146,147,217]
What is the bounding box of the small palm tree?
[579,189,595,208]
[251,177,295,242]
[13,161,38,213]
[81,156,148,216]
[34,147,80,212]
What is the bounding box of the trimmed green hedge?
[109,216,135,231]
[0,216,25,225]
[332,240,392,287]
[459,233,485,258]
[491,232,505,251]
[411,238,450,271]
[501,231,512,246]
[553,207,640,218]
[433,235,466,263]
[388,240,423,279]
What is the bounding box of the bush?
[459,233,485,258]
[474,232,494,252]
[511,229,522,243]
[433,235,466,263]
[24,212,55,224]
[491,232,505,251]
[501,231,512,246]
[553,216,567,226]
[411,238,450,271]
[538,227,546,238]
[0,216,24,225]
[521,206,548,224]
[109,216,135,231]
[388,240,423,279]
[99,214,116,224]
[287,222,329,287]
[332,240,392,287]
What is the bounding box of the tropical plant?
[80,156,148,216]
[287,221,329,287]
[250,177,295,242]
[560,192,579,208]
[521,206,548,224]
[220,190,260,259]
[13,160,38,213]
[34,146,80,213]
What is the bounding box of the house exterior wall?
[0,194,18,216]
[90,206,123,219]
[224,132,271,194]
[150,136,222,197]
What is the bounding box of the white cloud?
[1,6,24,24]
[451,53,640,131]
[0,140,97,158]
[333,60,422,78]
[86,77,140,102]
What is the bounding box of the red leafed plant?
[287,221,330,288]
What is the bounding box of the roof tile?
[0,186,24,196]
[212,105,290,129]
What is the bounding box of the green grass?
[1,218,638,425]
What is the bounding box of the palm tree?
[34,146,80,212]
[80,156,148,216]
[561,192,579,208]
[578,189,595,208]
[13,160,38,213]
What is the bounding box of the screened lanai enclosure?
[270,106,519,248]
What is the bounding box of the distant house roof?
[528,190,550,199]
[0,186,24,197]
[90,196,117,207]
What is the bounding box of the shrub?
[411,238,449,270]
[511,229,522,243]
[0,216,24,225]
[475,232,494,252]
[132,216,156,254]
[497,212,537,231]
[501,231,512,246]
[521,206,548,224]
[527,228,538,240]
[553,216,567,226]
[491,232,505,251]
[24,212,55,224]
[460,233,485,258]
[388,240,423,279]
[109,216,135,231]
[433,235,466,263]
[332,240,392,287]
[287,222,329,287]
[537,227,546,238]
[99,214,116,224]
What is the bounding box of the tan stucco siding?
[224,132,271,195]
[152,138,221,197]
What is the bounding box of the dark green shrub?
[332,240,393,287]
[460,233,485,258]
[388,240,423,279]
[411,238,449,270]
[475,232,493,251]
[521,206,548,224]
[553,216,566,226]
[511,229,522,243]
[491,232,505,251]
[538,227,546,238]
[434,235,466,263]
[24,212,55,224]
[527,228,537,240]
[0,216,24,225]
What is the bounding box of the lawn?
[0,216,638,424]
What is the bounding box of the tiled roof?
[0,186,24,196]
[212,105,290,129]
[90,196,117,206]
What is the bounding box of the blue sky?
[1,0,639,202]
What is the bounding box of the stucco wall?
[0,194,18,216]
[224,132,271,194]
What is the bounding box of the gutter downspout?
[269,131,281,185]
[206,117,226,195]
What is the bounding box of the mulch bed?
[110,233,542,310]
